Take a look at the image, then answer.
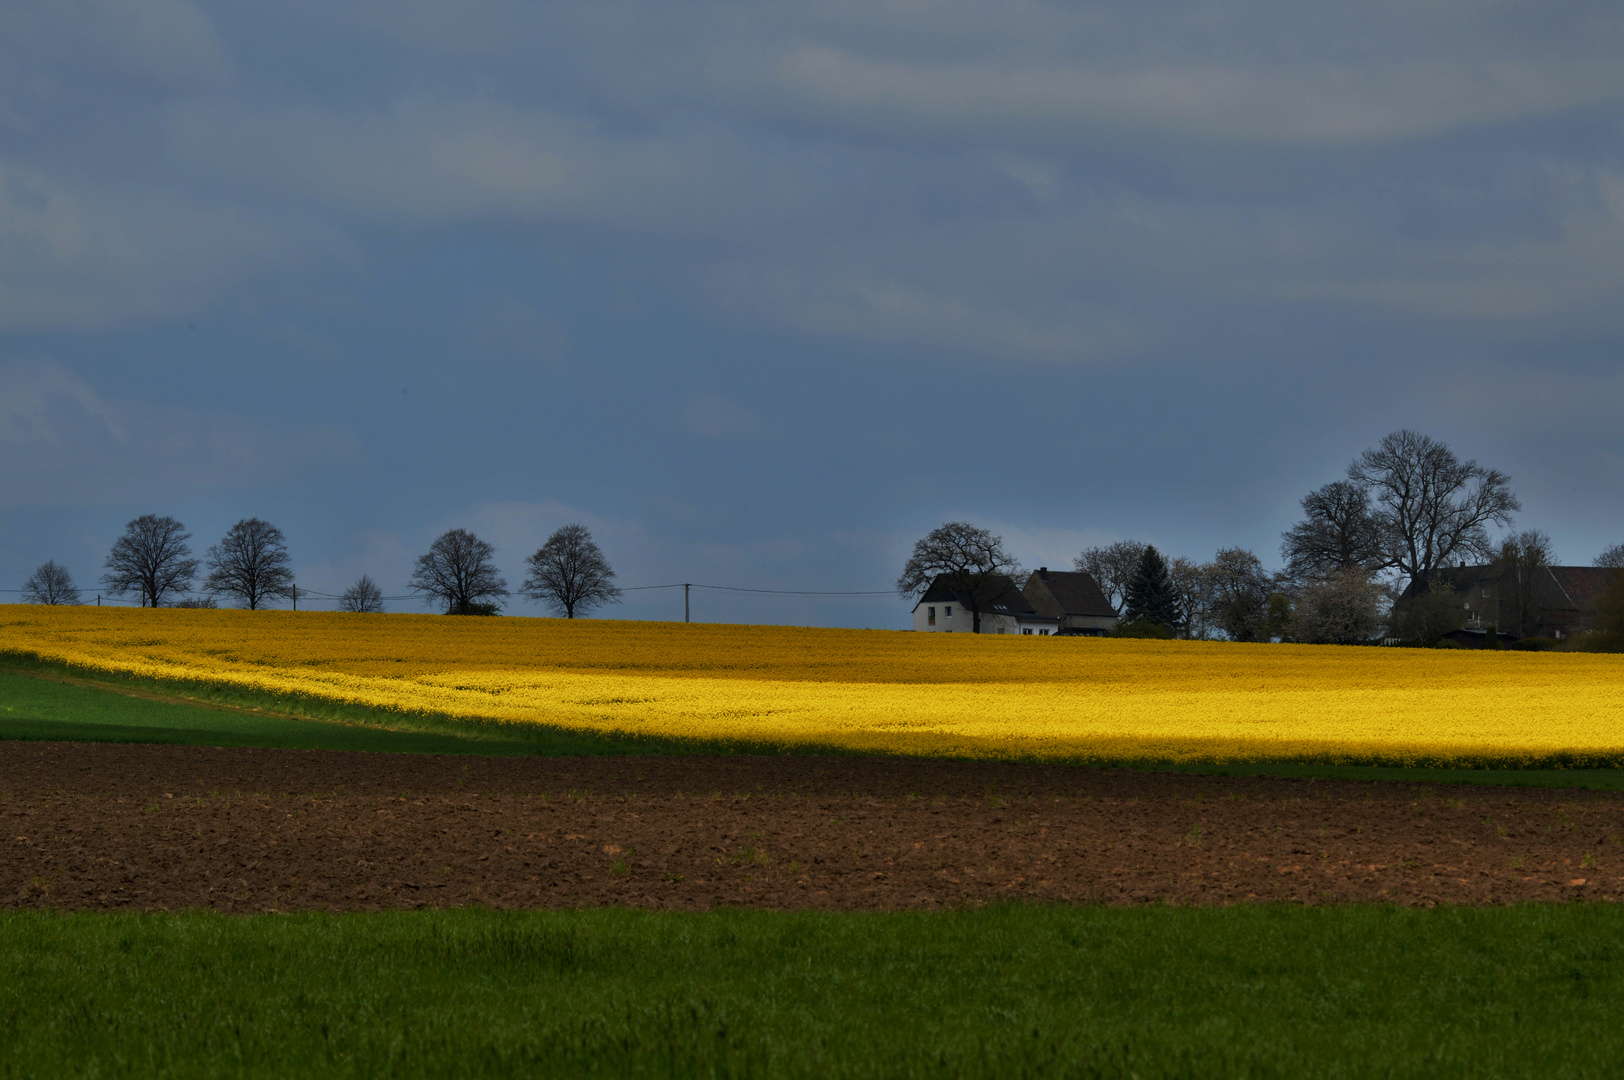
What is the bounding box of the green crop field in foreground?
[5,663,1624,790]
[4,905,1623,1079]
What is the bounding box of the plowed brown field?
[4,742,1621,911]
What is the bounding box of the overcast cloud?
[2,0,1621,625]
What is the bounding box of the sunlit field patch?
[3,606,1622,767]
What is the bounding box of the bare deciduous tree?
[1073,540,1147,614]
[1205,547,1275,642]
[1281,480,1387,581]
[340,575,385,614]
[1347,430,1519,589]
[520,524,623,618]
[1168,555,1213,640]
[203,518,294,610]
[102,515,199,607]
[410,529,509,614]
[897,522,1021,634]
[1495,529,1556,638]
[1596,543,1624,570]
[22,560,80,605]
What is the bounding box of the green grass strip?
[3,904,1622,1078]
[0,664,751,758]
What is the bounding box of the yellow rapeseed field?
[3,605,1621,767]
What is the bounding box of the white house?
[911,574,1061,634]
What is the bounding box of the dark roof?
[1403,564,1615,611]
[1401,565,1497,598]
[917,574,1039,616]
[1023,569,1116,618]
[1549,566,1615,609]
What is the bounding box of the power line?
[295,589,424,601]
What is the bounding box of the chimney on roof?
[1039,567,1048,579]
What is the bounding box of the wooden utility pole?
[684,583,690,623]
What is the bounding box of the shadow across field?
[0,664,755,758]
[3,657,1623,791]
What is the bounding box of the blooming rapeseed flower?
[2,606,1621,767]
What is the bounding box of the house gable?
[1022,567,1118,633]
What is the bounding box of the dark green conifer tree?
[1121,545,1185,632]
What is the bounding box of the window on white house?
[944,606,952,618]
[927,606,936,626]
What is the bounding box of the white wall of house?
[914,601,972,631]
[913,603,1056,634]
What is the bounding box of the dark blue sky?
[4,1,1622,626]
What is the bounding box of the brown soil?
[4,741,1621,911]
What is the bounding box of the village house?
[1405,564,1614,646]
[1021,567,1119,636]
[911,573,1057,634]
[911,568,1118,635]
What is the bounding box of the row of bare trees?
[19,517,623,618]
[405,524,622,617]
[1071,539,1388,644]
[29,515,297,610]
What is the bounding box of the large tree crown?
[102,514,198,606]
[409,528,509,613]
[520,523,623,618]
[203,518,294,609]
[896,521,1019,599]
[1347,429,1519,579]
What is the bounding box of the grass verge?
[0,666,699,757]
[3,904,1622,1078]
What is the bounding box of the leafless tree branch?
[101,515,199,607]
[520,524,623,619]
[22,560,80,605]
[203,518,295,610]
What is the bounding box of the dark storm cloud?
[2,1,1621,623]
